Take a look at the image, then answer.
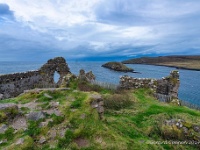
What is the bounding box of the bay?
[0,61,200,106]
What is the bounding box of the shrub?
[103,94,134,110]
[78,81,99,92]
[78,81,114,95]
[0,111,7,123]
[71,100,82,108]
[69,78,78,89]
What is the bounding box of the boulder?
[0,124,8,134]
[38,136,46,144]
[162,119,200,141]
[27,111,46,121]
[12,115,27,130]
[0,103,18,111]
[0,94,3,100]
[90,94,104,119]
[193,125,200,133]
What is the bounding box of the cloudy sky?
[0,0,200,61]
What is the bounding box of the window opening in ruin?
[54,71,60,83]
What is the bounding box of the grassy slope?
[122,56,200,70]
[0,86,200,149]
[152,61,200,70]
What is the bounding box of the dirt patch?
[74,137,89,148]
[18,101,41,111]
[43,108,62,116]
[12,115,27,130]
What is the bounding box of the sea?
[0,61,200,106]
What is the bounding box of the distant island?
[122,55,200,71]
[102,62,134,72]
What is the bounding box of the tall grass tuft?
[103,93,134,110]
[91,81,118,90]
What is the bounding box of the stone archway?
[39,57,70,86]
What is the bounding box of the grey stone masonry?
[119,70,180,102]
[0,57,70,99]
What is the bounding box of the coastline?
[122,55,200,71]
[132,63,200,71]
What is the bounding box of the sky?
[0,0,200,61]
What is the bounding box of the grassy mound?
[0,80,200,149]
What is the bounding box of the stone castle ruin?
[0,57,180,103]
[119,70,180,102]
[0,57,70,99]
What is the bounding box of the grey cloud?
[0,3,14,20]
[95,0,145,26]
[95,0,200,26]
[1,1,200,61]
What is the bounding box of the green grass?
[48,114,65,127]
[70,92,87,108]
[0,127,14,141]
[0,92,39,104]
[57,129,74,148]
[103,93,134,110]
[1,83,200,149]
[25,120,41,137]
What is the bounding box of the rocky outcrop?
[0,57,70,99]
[102,62,134,72]
[27,111,46,121]
[90,94,104,120]
[161,119,200,142]
[12,115,27,130]
[120,70,180,103]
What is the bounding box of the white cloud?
[0,0,200,61]
[0,0,100,28]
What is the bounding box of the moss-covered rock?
[0,104,19,123]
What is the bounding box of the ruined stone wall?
[120,76,157,90]
[119,70,180,102]
[0,71,42,99]
[0,57,70,100]
[39,57,70,85]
